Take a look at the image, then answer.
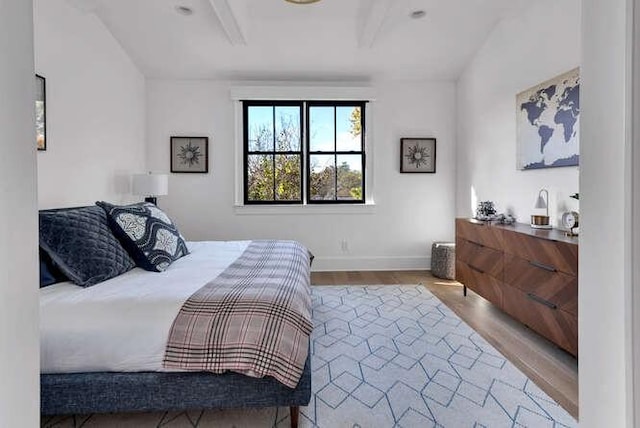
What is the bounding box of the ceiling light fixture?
[284,0,322,4]
[410,10,427,19]
[175,5,194,16]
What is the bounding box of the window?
[243,100,366,205]
[307,102,366,203]
[244,101,303,204]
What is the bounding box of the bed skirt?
[41,354,311,415]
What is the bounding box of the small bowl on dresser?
[530,215,552,229]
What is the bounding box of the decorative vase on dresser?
[455,218,579,356]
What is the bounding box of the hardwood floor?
[311,270,579,419]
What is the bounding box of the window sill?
[233,202,376,215]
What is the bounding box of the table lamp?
[132,172,168,205]
[530,188,552,229]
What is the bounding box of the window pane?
[275,155,301,201]
[337,155,363,201]
[248,106,273,151]
[336,106,363,152]
[247,154,274,201]
[309,155,336,200]
[275,106,301,152]
[309,106,335,152]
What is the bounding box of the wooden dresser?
[455,218,578,356]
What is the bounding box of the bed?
[39,205,312,427]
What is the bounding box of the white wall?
[580,0,635,425]
[146,79,457,270]
[456,1,639,424]
[456,0,581,225]
[0,0,40,425]
[34,0,146,209]
[633,0,640,421]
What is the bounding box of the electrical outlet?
[340,239,348,252]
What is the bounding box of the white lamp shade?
[534,194,547,209]
[132,173,168,196]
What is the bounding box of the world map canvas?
[516,68,580,170]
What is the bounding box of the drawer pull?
[469,265,485,274]
[469,240,485,248]
[529,260,557,273]
[527,293,558,310]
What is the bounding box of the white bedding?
[40,240,250,373]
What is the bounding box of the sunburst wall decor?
[400,137,436,173]
[170,136,209,173]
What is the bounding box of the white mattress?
[40,240,250,373]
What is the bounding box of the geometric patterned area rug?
[42,285,577,428]
[304,285,576,427]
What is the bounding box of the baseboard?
[311,256,430,272]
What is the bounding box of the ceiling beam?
[358,0,392,48]
[207,0,247,46]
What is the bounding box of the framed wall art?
[170,136,209,173]
[400,137,436,173]
[516,68,580,170]
[36,74,46,151]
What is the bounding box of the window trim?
[231,85,376,209]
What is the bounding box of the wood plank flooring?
[311,270,579,420]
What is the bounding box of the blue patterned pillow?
[97,202,189,272]
[39,206,135,287]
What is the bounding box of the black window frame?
[306,100,366,204]
[243,100,304,205]
[242,99,366,205]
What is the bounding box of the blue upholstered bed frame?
[39,205,312,427]
[41,353,311,425]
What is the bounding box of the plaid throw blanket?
[163,240,312,388]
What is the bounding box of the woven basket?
[431,242,456,280]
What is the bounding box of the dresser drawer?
[456,260,503,308]
[502,285,578,356]
[504,254,577,316]
[457,237,503,278]
[455,219,504,250]
[501,229,578,276]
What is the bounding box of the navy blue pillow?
[39,206,135,287]
[96,202,189,272]
[39,249,67,288]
